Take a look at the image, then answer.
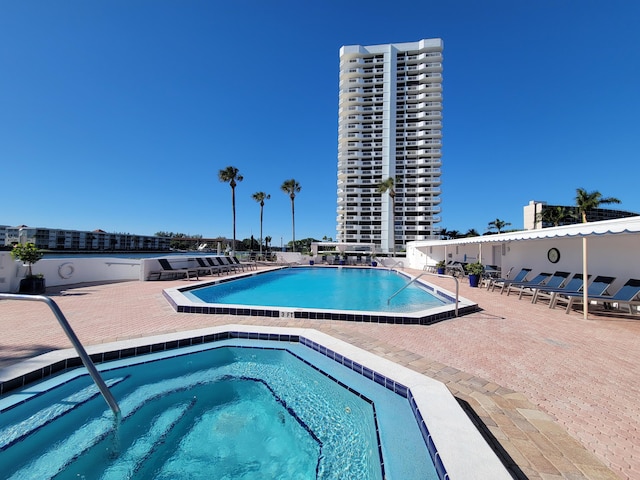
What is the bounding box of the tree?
[438,227,451,240]
[537,206,577,227]
[377,177,396,255]
[575,188,621,223]
[10,242,44,277]
[464,228,480,237]
[487,218,511,234]
[251,191,270,258]
[241,236,259,251]
[218,166,243,256]
[265,236,272,252]
[281,179,301,251]
[286,237,317,254]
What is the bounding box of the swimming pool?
[0,326,512,480]
[165,267,477,324]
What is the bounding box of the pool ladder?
[0,293,121,417]
[387,272,459,317]
[371,256,404,270]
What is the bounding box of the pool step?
[7,398,195,480]
[0,377,127,452]
[100,399,196,480]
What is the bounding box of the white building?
[337,39,443,253]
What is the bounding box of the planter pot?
[19,277,46,294]
[309,260,315,265]
[371,261,378,267]
[468,274,480,288]
[437,268,445,275]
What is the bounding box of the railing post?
[386,271,459,317]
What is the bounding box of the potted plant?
[465,262,484,288]
[11,242,46,294]
[436,260,446,275]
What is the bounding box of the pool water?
[1,342,436,479]
[186,267,448,313]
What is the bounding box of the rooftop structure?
[523,200,639,230]
[337,39,443,253]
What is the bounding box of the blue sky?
[2,1,639,244]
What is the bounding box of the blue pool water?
[186,267,448,313]
[0,340,438,479]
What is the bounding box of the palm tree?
[252,191,270,258]
[281,179,301,252]
[218,166,243,256]
[575,188,621,223]
[438,227,452,240]
[487,218,511,234]
[377,177,396,255]
[537,206,577,227]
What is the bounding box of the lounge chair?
[208,257,232,274]
[232,256,257,271]
[446,262,467,278]
[550,275,616,311]
[148,258,199,280]
[563,278,640,315]
[503,272,552,296]
[509,271,570,299]
[229,256,246,271]
[218,256,242,272]
[195,257,219,276]
[203,257,227,275]
[531,273,591,305]
[488,268,531,292]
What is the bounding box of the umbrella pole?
[583,237,588,319]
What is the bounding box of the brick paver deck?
[1,268,638,479]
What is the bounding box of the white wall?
[407,234,640,293]
[0,253,141,293]
[0,252,12,292]
[504,235,639,292]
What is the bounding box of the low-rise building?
[1,225,171,252]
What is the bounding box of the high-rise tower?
[337,39,443,253]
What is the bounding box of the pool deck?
[1,267,638,480]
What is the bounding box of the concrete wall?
[0,253,141,293]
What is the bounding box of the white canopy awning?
[411,216,640,247]
[410,216,640,320]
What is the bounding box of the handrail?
[387,272,459,317]
[372,256,405,270]
[0,293,121,417]
[386,260,404,270]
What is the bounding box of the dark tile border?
[0,329,449,480]
[166,267,475,326]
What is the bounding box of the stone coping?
[1,324,511,480]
